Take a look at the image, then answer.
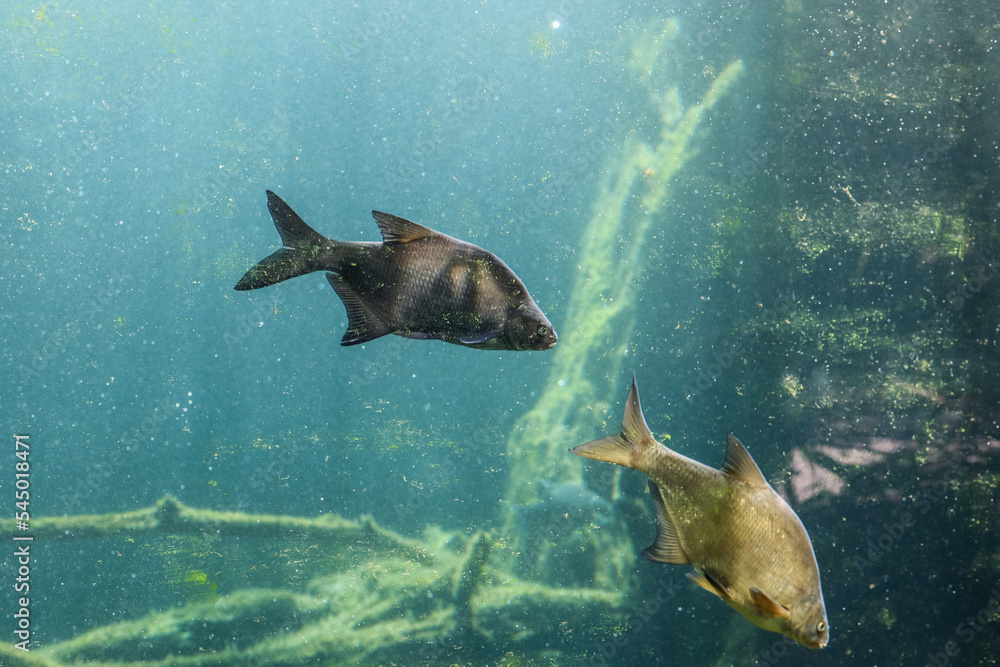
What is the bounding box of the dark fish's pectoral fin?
[458,331,503,345]
[326,273,392,346]
[371,211,437,244]
[399,331,436,340]
[640,481,690,565]
[721,434,768,486]
[571,375,654,470]
[687,570,734,600]
[749,587,791,619]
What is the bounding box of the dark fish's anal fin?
[721,434,769,486]
[640,481,690,565]
[687,570,734,601]
[326,273,392,346]
[267,191,329,248]
[749,587,791,619]
[371,211,437,244]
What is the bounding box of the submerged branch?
[2,495,430,561]
[501,21,744,587]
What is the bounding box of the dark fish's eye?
[817,621,827,633]
[538,326,548,335]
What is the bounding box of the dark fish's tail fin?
[570,374,654,470]
[235,190,334,290]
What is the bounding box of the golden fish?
[571,376,829,649]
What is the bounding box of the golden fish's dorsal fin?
[371,211,438,243]
[687,570,734,600]
[640,481,690,565]
[571,374,654,469]
[721,434,768,486]
[749,587,791,619]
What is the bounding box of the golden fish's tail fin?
[571,374,654,470]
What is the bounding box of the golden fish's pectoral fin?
[687,570,734,601]
[721,434,768,486]
[639,481,690,565]
[749,587,791,619]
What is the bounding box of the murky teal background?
[2,1,998,665]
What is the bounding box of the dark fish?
[571,376,829,649]
[235,191,557,351]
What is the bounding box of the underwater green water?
[2,1,998,665]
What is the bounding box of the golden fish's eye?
[817,621,827,633]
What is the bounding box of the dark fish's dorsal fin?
[267,190,328,248]
[371,211,437,244]
[326,273,393,346]
[721,434,768,486]
[687,570,734,601]
[570,374,653,470]
[749,587,791,619]
[640,481,690,565]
